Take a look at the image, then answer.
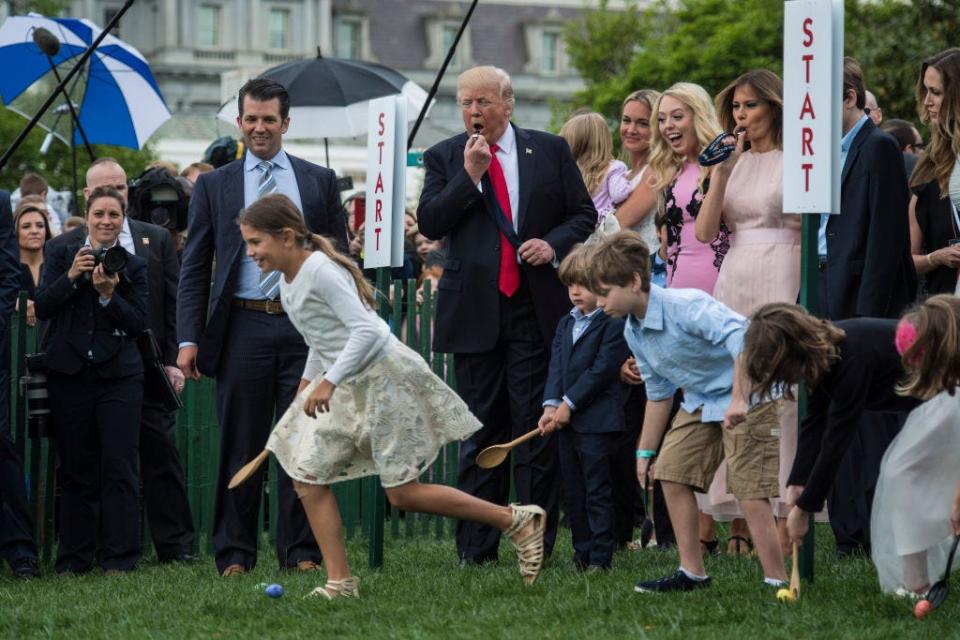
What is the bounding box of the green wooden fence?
[10,278,459,567]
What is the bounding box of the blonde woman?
[615,89,662,253]
[559,111,634,225]
[648,82,730,292]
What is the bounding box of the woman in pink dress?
[695,69,803,554]
[647,82,730,293]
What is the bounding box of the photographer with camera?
[44,158,196,565]
[35,186,148,575]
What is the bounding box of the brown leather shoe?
[297,560,322,572]
[221,563,246,577]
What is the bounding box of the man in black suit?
[0,189,39,578]
[43,158,197,563]
[417,65,596,565]
[814,58,917,556]
[177,78,345,576]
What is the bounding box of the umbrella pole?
[407,0,479,150]
[71,135,79,215]
[45,56,95,163]
[0,0,135,172]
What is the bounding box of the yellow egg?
[776,588,795,603]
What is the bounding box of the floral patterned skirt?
[267,337,481,488]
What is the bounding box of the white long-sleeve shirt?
[280,251,392,385]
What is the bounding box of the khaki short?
[655,401,781,500]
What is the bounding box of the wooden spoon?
[228,449,269,489]
[476,428,540,469]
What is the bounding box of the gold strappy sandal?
[504,503,546,586]
[305,576,360,600]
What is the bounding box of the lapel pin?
[142,237,150,245]
[525,148,533,155]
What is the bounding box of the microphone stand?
[406,0,479,150]
[0,0,134,172]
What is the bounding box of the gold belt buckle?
[264,299,284,314]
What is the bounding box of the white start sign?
[364,94,408,268]
[783,0,843,214]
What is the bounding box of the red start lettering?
[802,17,813,47]
[374,172,384,193]
[375,198,383,222]
[801,163,813,192]
[800,94,816,119]
[374,227,382,250]
[377,112,385,136]
[377,140,385,164]
[802,54,814,83]
[802,128,814,156]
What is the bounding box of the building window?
[424,18,471,70]
[524,24,567,76]
[103,7,121,36]
[268,8,290,50]
[541,31,560,74]
[334,17,362,59]
[440,24,460,68]
[197,5,221,48]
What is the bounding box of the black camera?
[128,167,189,232]
[81,245,128,281]
[21,353,51,438]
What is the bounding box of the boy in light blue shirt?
[587,231,786,594]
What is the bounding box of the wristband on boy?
[635,449,657,459]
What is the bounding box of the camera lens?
[101,246,128,275]
[150,205,170,227]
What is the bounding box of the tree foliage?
[562,0,960,140]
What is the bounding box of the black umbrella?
[218,51,430,141]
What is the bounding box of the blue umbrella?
[0,13,170,149]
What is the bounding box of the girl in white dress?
[872,295,960,596]
[237,194,546,599]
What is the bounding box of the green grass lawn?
[0,524,955,639]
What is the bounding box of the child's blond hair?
[586,231,651,294]
[897,294,960,400]
[557,244,593,287]
[559,111,615,195]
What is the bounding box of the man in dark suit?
[814,58,917,556]
[177,78,346,576]
[417,65,596,565]
[0,189,39,578]
[44,158,198,563]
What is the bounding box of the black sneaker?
[12,557,39,580]
[634,569,711,593]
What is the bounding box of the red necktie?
[488,143,520,297]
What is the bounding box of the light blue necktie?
[256,161,281,298]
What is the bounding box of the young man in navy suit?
[178,78,345,576]
[538,246,629,571]
[417,65,597,565]
[813,58,917,558]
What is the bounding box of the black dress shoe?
[12,557,39,580]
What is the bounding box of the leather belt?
[232,298,285,315]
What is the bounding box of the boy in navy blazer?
[538,246,629,570]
